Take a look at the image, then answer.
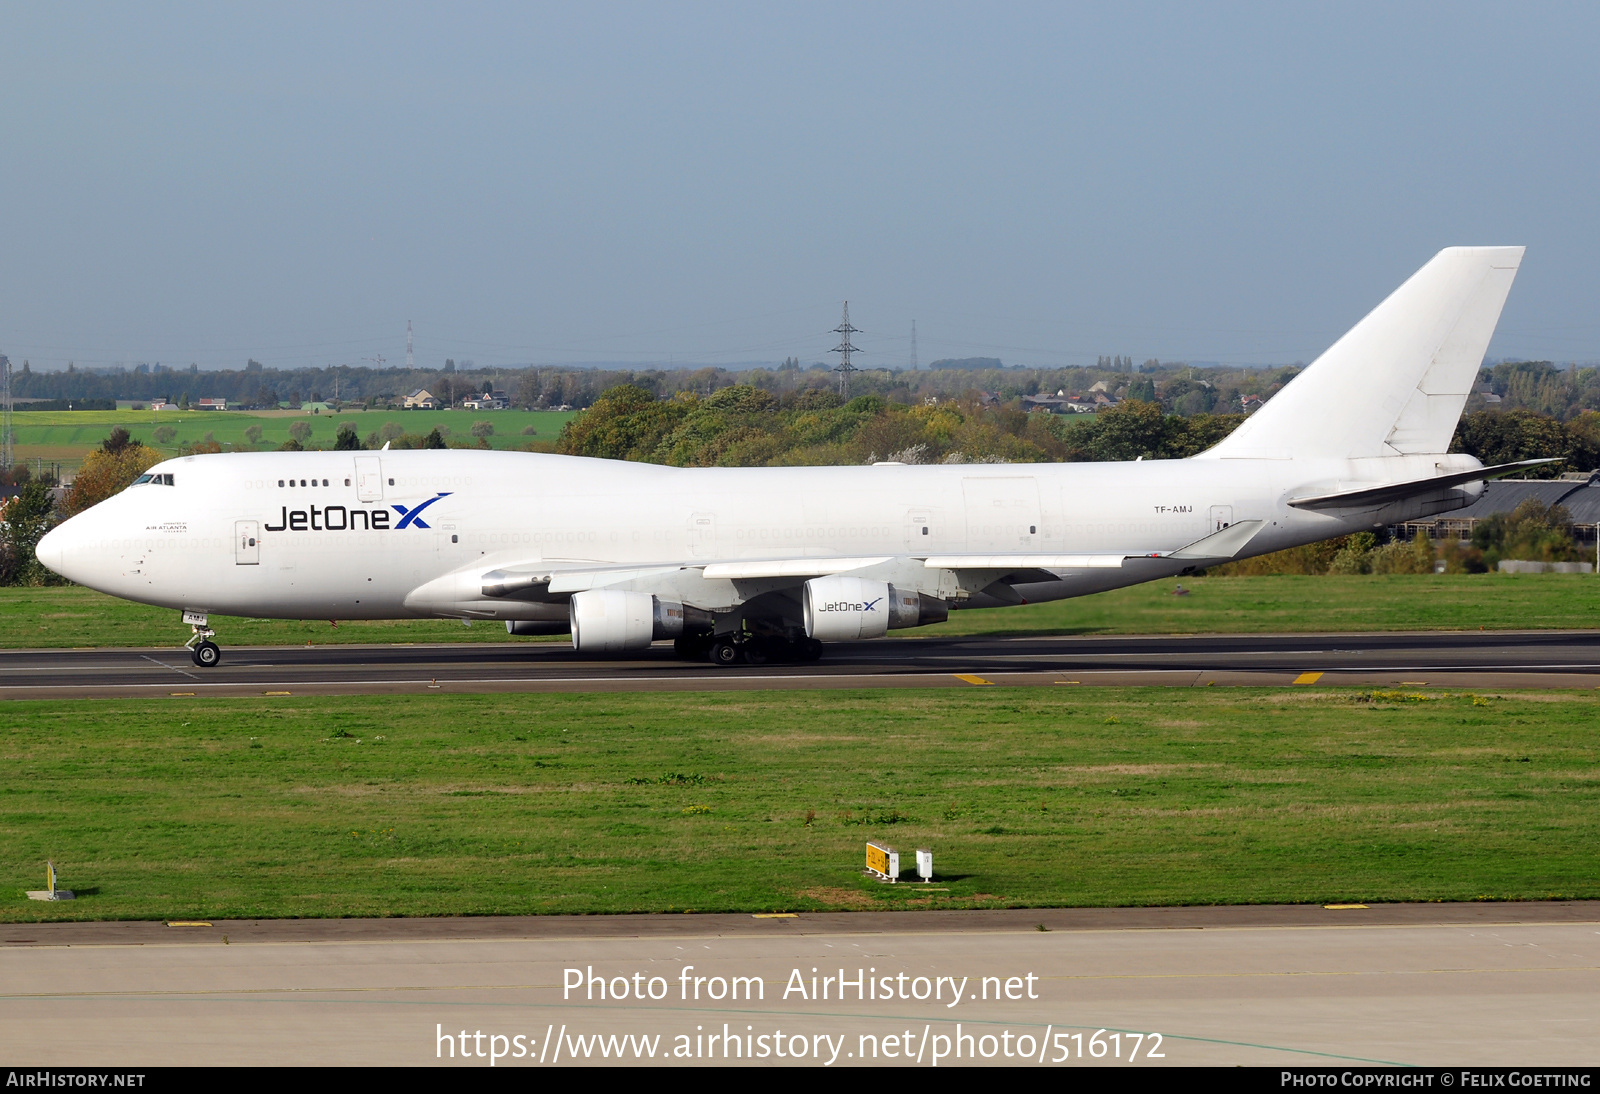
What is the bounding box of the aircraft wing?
[414,519,1271,618]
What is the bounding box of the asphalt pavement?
[2,630,1600,698]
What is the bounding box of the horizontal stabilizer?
[1287,459,1559,511]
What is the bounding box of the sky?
[1,2,1597,373]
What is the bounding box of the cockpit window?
[133,473,175,487]
[133,474,154,485]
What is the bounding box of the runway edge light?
[26,860,74,901]
[866,841,899,883]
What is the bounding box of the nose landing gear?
[182,610,222,668]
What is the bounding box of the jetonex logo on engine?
[819,598,881,612]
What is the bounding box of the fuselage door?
[235,520,260,565]
[962,477,1042,551]
[688,512,716,558]
[1209,505,1234,532]
[355,456,384,503]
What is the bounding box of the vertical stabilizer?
[1200,246,1523,460]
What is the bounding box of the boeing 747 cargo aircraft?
[36,247,1547,667]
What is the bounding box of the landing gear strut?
[182,611,222,668]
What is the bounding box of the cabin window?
[344,478,351,486]
[278,480,284,487]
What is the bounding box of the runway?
[2,629,1600,699]
[3,903,1597,1066]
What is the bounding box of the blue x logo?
[392,492,452,529]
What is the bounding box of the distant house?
[403,388,439,409]
[196,398,227,411]
[1240,394,1264,413]
[464,390,511,410]
[150,399,170,411]
[1021,394,1070,413]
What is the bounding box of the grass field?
[1,573,1596,649]
[10,408,577,471]
[5,687,1597,922]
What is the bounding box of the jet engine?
[568,590,712,652]
[803,576,947,641]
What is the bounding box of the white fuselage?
[36,447,1476,624]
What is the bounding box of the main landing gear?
[676,633,823,666]
[182,611,222,668]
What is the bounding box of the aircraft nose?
[35,524,65,575]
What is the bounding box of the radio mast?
[0,353,12,470]
[830,302,861,397]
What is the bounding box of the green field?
[10,408,577,470]
[2,573,1596,650]
[5,687,1597,921]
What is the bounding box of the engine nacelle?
[569,590,712,651]
[804,576,889,640]
[804,576,948,641]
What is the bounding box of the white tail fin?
[1200,246,1524,460]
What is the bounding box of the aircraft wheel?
[797,638,823,662]
[192,640,222,668]
[708,639,742,667]
[742,639,771,666]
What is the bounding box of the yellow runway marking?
[954,674,996,686]
[1292,672,1323,685]
[263,691,291,696]
[1324,904,1369,910]
[751,913,798,919]
[169,692,195,697]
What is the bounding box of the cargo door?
[354,456,384,502]
[235,520,260,565]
